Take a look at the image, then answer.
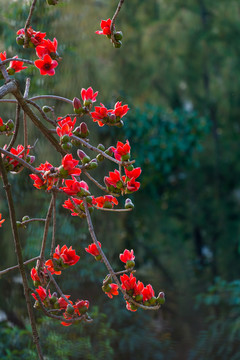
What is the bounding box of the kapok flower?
[36,38,58,59]
[3,144,30,172]
[0,51,6,61]
[120,273,137,293]
[124,167,142,180]
[60,177,90,197]
[85,242,101,257]
[74,300,89,315]
[8,56,27,74]
[0,213,5,227]
[112,140,131,161]
[35,54,58,76]
[126,301,138,312]
[59,154,81,177]
[90,103,109,126]
[105,169,123,189]
[142,284,155,302]
[126,177,141,192]
[113,101,130,119]
[53,244,80,267]
[31,286,47,302]
[104,283,119,298]
[17,27,46,47]
[96,19,112,36]
[81,87,98,105]
[56,116,76,137]
[45,259,62,275]
[58,295,72,310]
[119,249,135,263]
[29,161,57,190]
[30,267,40,283]
[94,195,118,208]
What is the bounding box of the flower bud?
[114,40,122,48]
[6,119,14,130]
[149,296,157,305]
[42,106,52,113]
[16,35,24,46]
[126,164,134,171]
[157,292,165,305]
[97,144,105,151]
[49,295,58,304]
[61,135,71,144]
[105,147,114,156]
[62,142,72,151]
[125,260,135,269]
[7,67,15,76]
[22,215,30,222]
[77,149,91,164]
[116,180,124,189]
[29,156,35,164]
[87,159,98,170]
[103,275,112,286]
[66,304,75,315]
[16,221,22,227]
[125,198,134,209]
[73,97,82,114]
[79,122,89,138]
[102,284,111,293]
[58,165,69,178]
[114,31,123,41]
[96,154,104,162]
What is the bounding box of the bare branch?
[0,256,39,276]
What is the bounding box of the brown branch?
[0,58,35,66]
[110,0,125,43]
[26,99,56,125]
[0,155,44,359]
[0,256,39,276]
[30,94,73,105]
[0,81,17,99]
[50,191,57,258]
[0,58,10,83]
[3,104,21,156]
[39,197,54,266]
[24,0,38,48]
[93,206,132,212]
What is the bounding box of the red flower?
[36,38,58,59]
[74,300,89,315]
[0,213,5,227]
[120,273,137,291]
[53,244,80,266]
[126,301,137,312]
[134,280,144,296]
[124,167,142,180]
[35,54,58,76]
[30,268,40,282]
[90,103,109,126]
[81,87,98,104]
[30,161,57,190]
[31,286,47,302]
[119,249,135,263]
[126,177,140,192]
[0,51,6,61]
[104,283,119,298]
[63,197,84,216]
[60,154,81,177]
[58,295,72,309]
[94,195,118,208]
[45,259,62,275]
[85,242,101,257]
[113,101,129,118]
[142,284,155,302]
[3,144,30,170]
[0,117,3,127]
[112,140,131,161]
[31,31,47,46]
[96,19,112,36]
[61,177,90,197]
[56,116,76,137]
[9,56,27,73]
[105,169,122,188]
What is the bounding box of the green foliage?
[189,278,240,360]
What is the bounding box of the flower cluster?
[0,116,14,133]
[105,165,141,195]
[91,101,129,127]
[2,144,34,173]
[96,19,123,48]
[16,27,60,76]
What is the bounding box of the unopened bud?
[73,97,82,114]
[62,142,72,151]
[125,198,134,209]
[149,296,157,305]
[125,260,135,269]
[7,67,15,76]
[114,40,122,49]
[97,144,105,151]
[77,149,91,164]
[6,119,14,130]
[96,154,104,162]
[66,304,74,315]
[157,292,165,305]
[87,159,98,170]
[126,164,134,171]
[42,106,52,113]
[105,147,114,156]
[61,134,71,144]
[16,35,24,46]
[114,31,123,41]
[29,156,35,164]
[79,122,89,137]
[22,215,30,222]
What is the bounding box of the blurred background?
[1,0,240,359]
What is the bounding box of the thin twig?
[26,99,56,125]
[93,206,132,212]
[50,191,57,258]
[3,104,21,156]
[0,256,40,276]
[39,197,54,267]
[30,94,73,105]
[24,0,38,48]
[0,58,35,66]
[46,270,72,307]
[110,0,125,43]
[0,58,11,83]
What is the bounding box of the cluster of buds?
[96,19,123,48]
[0,117,14,134]
[2,144,34,173]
